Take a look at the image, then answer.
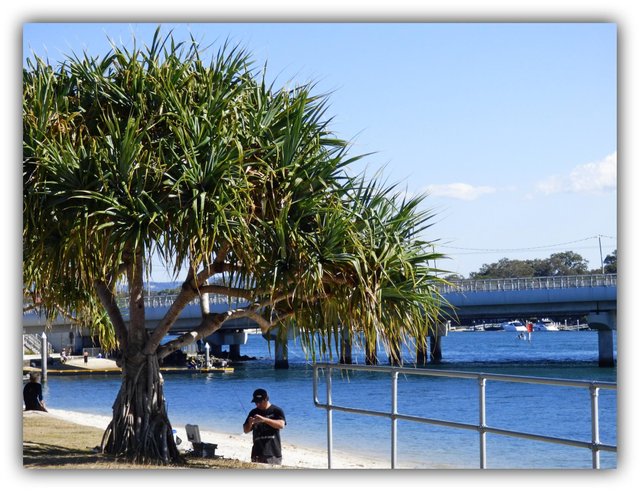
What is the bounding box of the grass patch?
[22,411,266,469]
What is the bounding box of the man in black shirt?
[23,373,47,412]
[243,388,286,464]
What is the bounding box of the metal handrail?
[312,363,616,469]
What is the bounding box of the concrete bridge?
[23,274,617,367]
[438,274,617,367]
[439,274,616,320]
[22,295,258,360]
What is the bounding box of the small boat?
[501,320,527,332]
[483,323,503,331]
[533,319,560,331]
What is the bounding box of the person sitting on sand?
[23,373,47,412]
[243,388,286,465]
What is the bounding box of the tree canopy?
[468,250,615,279]
[23,29,448,463]
[603,249,617,274]
[23,30,447,357]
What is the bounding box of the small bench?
[185,424,218,458]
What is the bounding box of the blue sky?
[22,22,617,279]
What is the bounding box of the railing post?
[326,366,333,469]
[590,384,601,469]
[40,332,48,382]
[478,376,487,469]
[391,370,398,469]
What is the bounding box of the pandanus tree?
[23,29,449,464]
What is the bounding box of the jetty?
[23,355,234,377]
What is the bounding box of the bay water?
[39,330,617,469]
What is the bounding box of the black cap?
[251,388,268,403]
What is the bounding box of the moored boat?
[501,320,527,331]
[533,318,560,331]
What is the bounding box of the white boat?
[533,319,560,331]
[501,320,527,331]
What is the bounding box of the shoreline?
[44,407,391,469]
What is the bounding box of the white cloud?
[424,152,616,201]
[536,152,617,195]
[426,182,497,201]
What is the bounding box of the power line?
[438,235,616,255]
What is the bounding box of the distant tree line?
[449,249,617,280]
[152,249,618,290]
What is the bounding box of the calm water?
[40,330,617,469]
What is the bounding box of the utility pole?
[598,235,604,274]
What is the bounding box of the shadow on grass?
[23,441,102,467]
[23,441,252,469]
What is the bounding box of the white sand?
[45,408,390,469]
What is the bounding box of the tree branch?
[196,241,233,285]
[23,304,38,313]
[149,258,337,358]
[239,310,274,333]
[143,248,237,356]
[94,280,128,350]
[155,303,297,360]
[156,312,227,359]
[143,285,199,355]
[261,307,296,330]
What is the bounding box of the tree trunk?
[101,353,181,464]
[100,251,181,464]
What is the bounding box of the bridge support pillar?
[417,322,447,365]
[416,337,428,366]
[425,322,447,364]
[388,348,402,366]
[274,339,289,369]
[339,327,352,364]
[587,312,616,367]
[211,344,223,358]
[229,344,241,360]
[429,334,442,364]
[597,331,615,368]
[261,326,292,369]
[365,333,378,365]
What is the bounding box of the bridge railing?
[438,274,617,294]
[313,362,617,469]
[28,274,615,312]
[115,293,246,309]
[131,275,617,306]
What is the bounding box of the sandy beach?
[44,407,390,469]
